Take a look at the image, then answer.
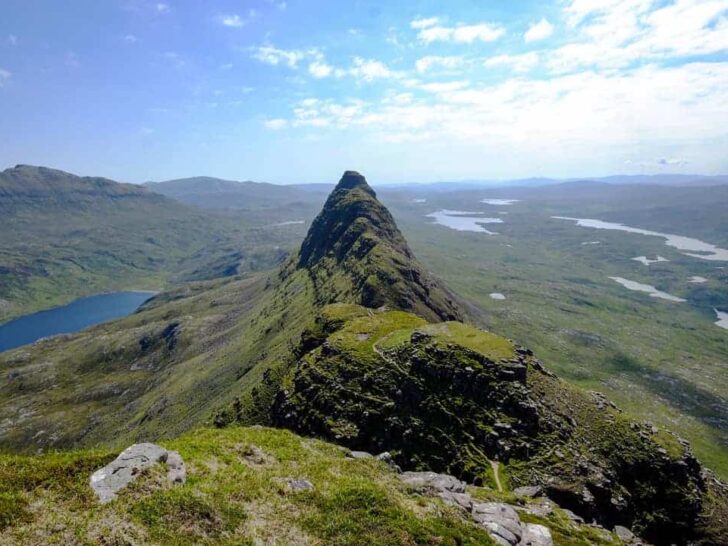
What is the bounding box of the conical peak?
[335,171,375,196]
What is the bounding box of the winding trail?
[490,460,503,492]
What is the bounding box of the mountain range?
[1,171,727,544]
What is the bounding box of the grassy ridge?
[0,425,632,545]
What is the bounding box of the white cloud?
[0,69,10,86]
[8,35,17,46]
[124,34,139,44]
[252,46,306,68]
[309,61,334,78]
[485,52,539,72]
[657,157,688,166]
[418,22,505,44]
[349,57,394,81]
[266,61,728,170]
[264,118,288,130]
[418,81,470,93]
[411,17,440,29]
[524,18,554,42]
[552,0,728,72]
[156,3,170,14]
[415,55,464,73]
[220,10,257,28]
[221,14,244,27]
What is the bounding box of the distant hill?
[385,173,728,191]
[145,176,331,210]
[0,166,289,322]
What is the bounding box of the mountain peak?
[335,170,374,195]
[296,171,463,322]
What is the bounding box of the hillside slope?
[271,304,728,544]
[145,176,330,210]
[0,166,228,322]
[0,165,298,323]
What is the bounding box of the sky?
[0,0,727,184]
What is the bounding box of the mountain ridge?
[1,170,726,544]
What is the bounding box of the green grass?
[0,426,501,545]
[380,321,515,361]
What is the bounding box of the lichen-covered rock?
[472,503,522,546]
[521,523,553,546]
[89,443,184,503]
[514,485,542,498]
[90,443,166,503]
[346,450,373,460]
[439,490,474,511]
[286,478,314,492]
[376,451,401,472]
[399,471,466,494]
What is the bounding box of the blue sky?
[1,0,727,184]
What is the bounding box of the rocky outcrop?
[90,443,186,503]
[274,306,709,545]
[399,471,553,546]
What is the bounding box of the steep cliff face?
[297,171,463,322]
[273,304,724,545]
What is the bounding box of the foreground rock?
[399,471,557,546]
[90,443,186,503]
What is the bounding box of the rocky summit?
[297,170,463,322]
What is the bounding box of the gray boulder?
[286,478,315,492]
[472,503,522,546]
[376,451,402,472]
[346,450,373,459]
[513,485,542,498]
[521,523,553,546]
[438,490,474,511]
[614,525,642,544]
[399,471,466,494]
[90,443,184,503]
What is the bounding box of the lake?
[0,291,156,353]
[426,210,503,233]
[609,276,686,303]
[553,216,728,261]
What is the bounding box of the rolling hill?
[145,176,331,210]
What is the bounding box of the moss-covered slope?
[273,304,727,545]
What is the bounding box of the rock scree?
[89,443,186,503]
